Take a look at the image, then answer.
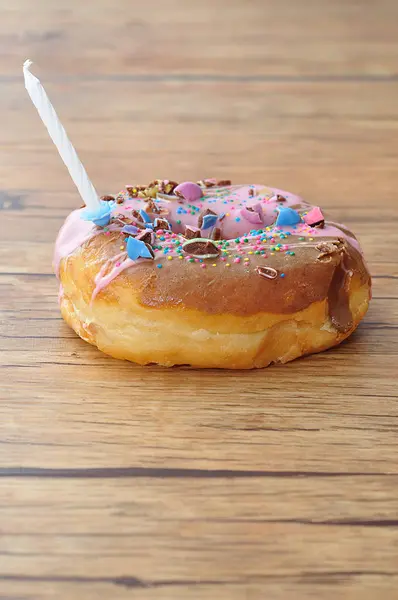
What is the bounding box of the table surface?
[1,1,398,598]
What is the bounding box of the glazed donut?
[54,179,371,369]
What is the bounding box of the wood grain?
[1,0,398,598]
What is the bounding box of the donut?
[54,179,371,369]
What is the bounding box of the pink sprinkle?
[234,258,241,264]
[195,258,200,263]
[105,231,111,236]
[115,262,120,267]
[220,257,226,261]
[200,264,206,269]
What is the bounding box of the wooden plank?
[1,0,398,78]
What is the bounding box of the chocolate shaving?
[126,185,146,198]
[249,189,255,197]
[115,214,133,225]
[314,220,325,229]
[182,238,220,258]
[184,226,201,240]
[210,227,221,241]
[153,218,171,231]
[197,179,217,188]
[255,266,278,280]
[144,243,155,259]
[100,195,115,202]
[276,194,287,202]
[217,179,231,186]
[136,229,154,245]
[198,208,217,229]
[131,210,145,224]
[145,199,161,214]
[158,180,178,195]
[316,240,345,262]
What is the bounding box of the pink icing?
[54,184,363,299]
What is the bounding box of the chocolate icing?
[327,255,354,333]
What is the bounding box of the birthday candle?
[23,60,103,216]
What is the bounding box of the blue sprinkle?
[235,217,241,222]
[157,264,162,269]
[280,273,285,278]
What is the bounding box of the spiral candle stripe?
[23,60,100,212]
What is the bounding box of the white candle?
[23,60,101,212]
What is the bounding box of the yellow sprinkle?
[120,246,125,250]
[167,256,173,261]
[179,255,183,259]
[226,263,230,267]
[271,252,275,256]
[244,258,249,262]
[309,237,314,241]
[276,247,280,252]
[212,263,217,267]
[266,227,271,231]
[226,213,230,217]
[248,251,253,255]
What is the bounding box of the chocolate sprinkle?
[100,195,115,202]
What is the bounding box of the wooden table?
[1,1,398,598]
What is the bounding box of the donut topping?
[184,225,201,239]
[182,238,220,259]
[255,266,278,280]
[126,236,154,260]
[174,182,203,203]
[198,208,218,230]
